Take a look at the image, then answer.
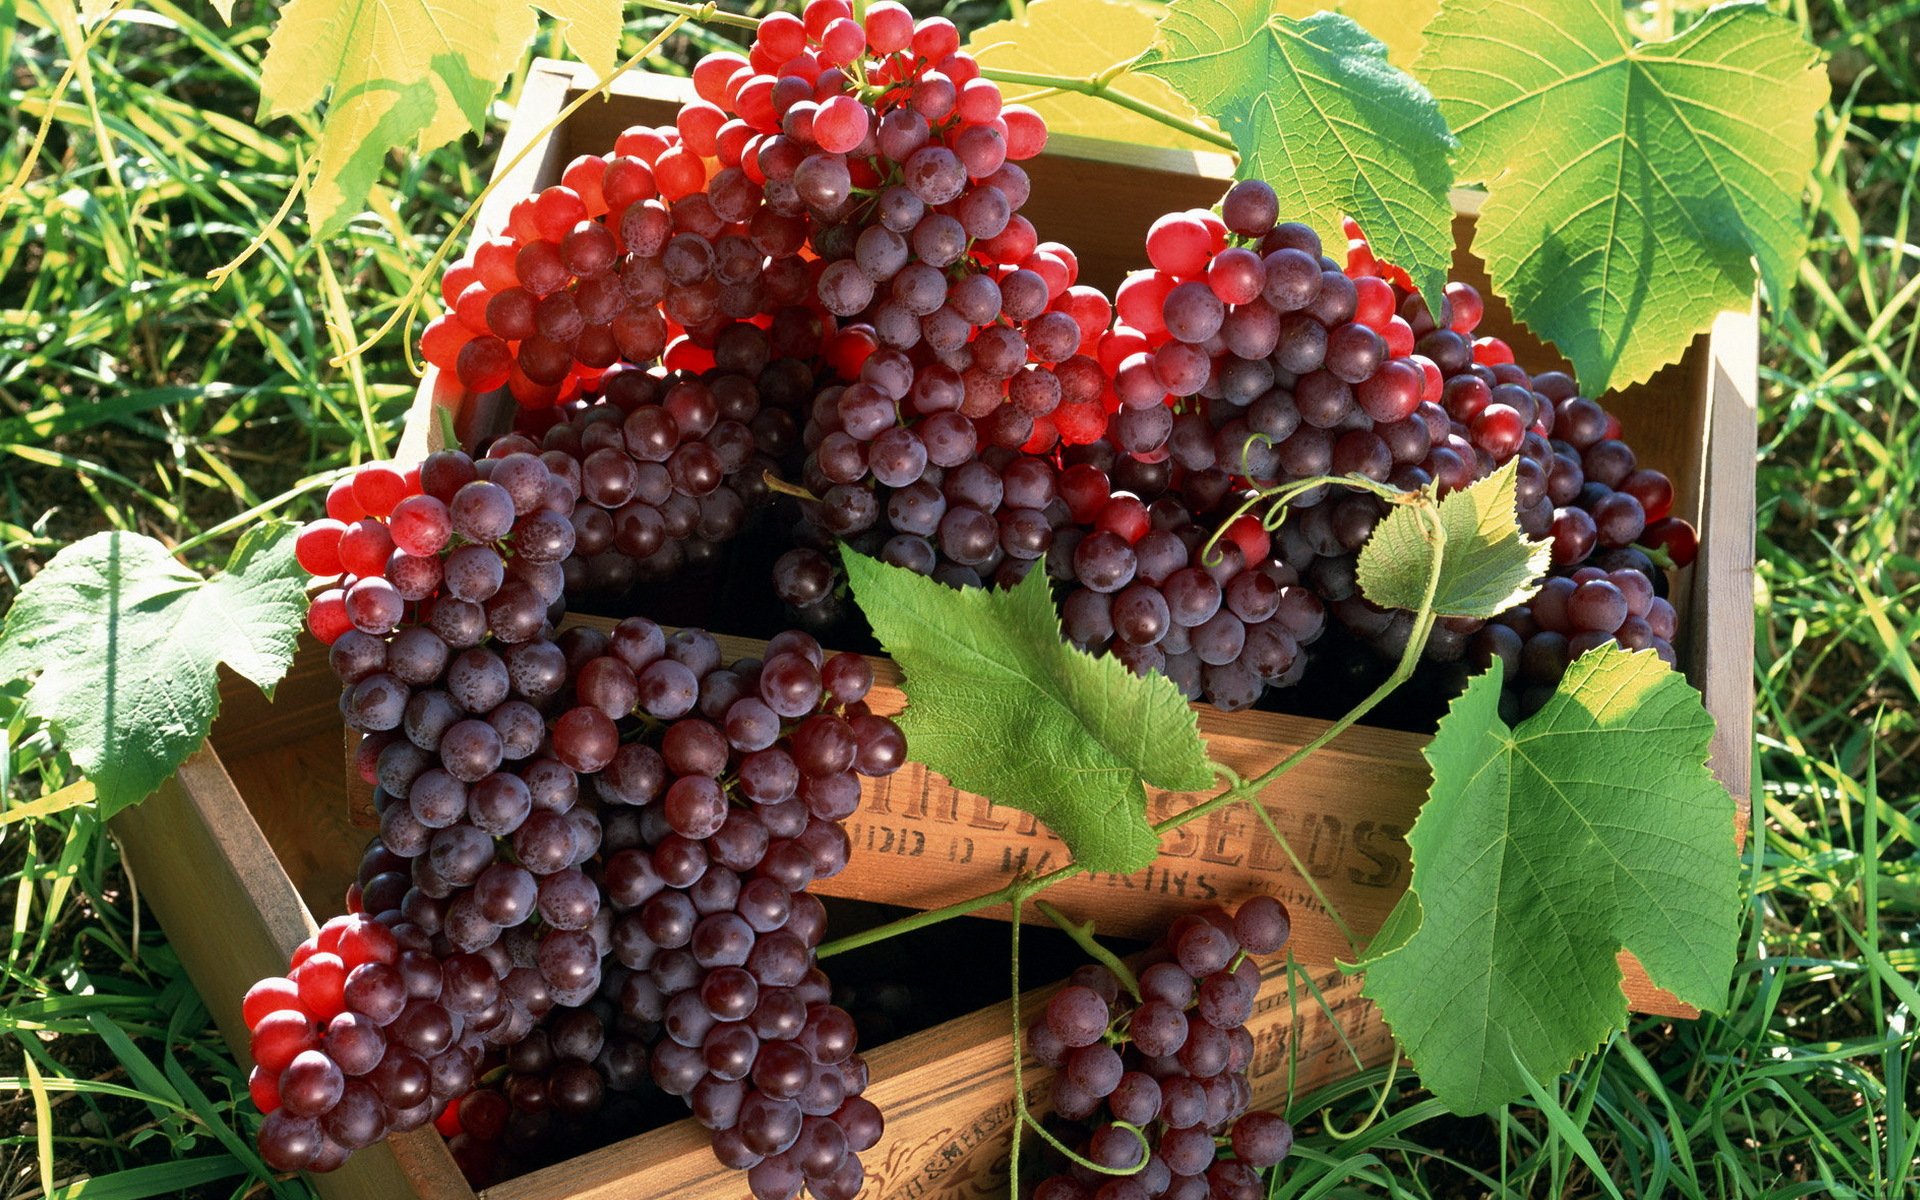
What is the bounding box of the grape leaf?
[1305,0,1442,71]
[1359,648,1739,1114]
[257,0,621,235]
[966,0,1218,151]
[0,527,306,819]
[1137,1,1456,305]
[1416,0,1823,391]
[840,550,1215,875]
[1357,460,1550,618]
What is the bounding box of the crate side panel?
[1692,308,1757,812]
[227,723,377,919]
[823,726,1429,964]
[110,755,459,1200]
[482,958,1390,1200]
[212,645,377,913]
[111,752,314,1048]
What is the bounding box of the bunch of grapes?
[248,624,906,1186]
[241,911,464,1172]
[271,440,909,1188]
[692,0,1116,447]
[576,624,897,1200]
[1000,180,1703,714]
[526,357,806,595]
[417,109,826,409]
[1026,896,1297,1200]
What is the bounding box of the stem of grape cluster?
[974,63,1237,152]
[817,497,1449,962]
[634,0,761,30]
[1006,887,1151,1186]
[1035,899,1141,1001]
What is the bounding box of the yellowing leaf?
[1357,460,1551,618]
[541,0,621,80]
[966,0,1217,151]
[1417,0,1824,391]
[1276,0,1441,70]
[258,0,623,234]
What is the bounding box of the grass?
[1,0,1916,1197]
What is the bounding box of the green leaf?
[1299,0,1442,72]
[1359,648,1740,1114]
[0,527,306,819]
[1356,460,1551,618]
[966,0,1218,151]
[1138,1,1457,304]
[257,0,621,234]
[1416,0,1824,391]
[841,551,1214,874]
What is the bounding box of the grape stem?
[1034,899,1141,1002]
[973,60,1237,153]
[1006,886,1151,1183]
[632,0,760,31]
[434,401,460,451]
[1630,540,1678,570]
[762,471,823,503]
[817,489,1450,962]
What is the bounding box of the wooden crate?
[405,61,1755,994]
[111,53,1756,1200]
[112,646,1390,1200]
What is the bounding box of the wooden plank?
[1692,307,1759,817]
[111,747,470,1200]
[481,956,1390,1200]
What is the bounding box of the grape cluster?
[529,357,806,593]
[574,623,897,1200]
[695,0,1116,455]
[1010,184,1703,713]
[240,911,469,1173]
[1026,897,1296,1200]
[247,625,898,1182]
[265,461,909,1187]
[418,112,822,408]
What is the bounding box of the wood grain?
[481,956,1390,1200]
